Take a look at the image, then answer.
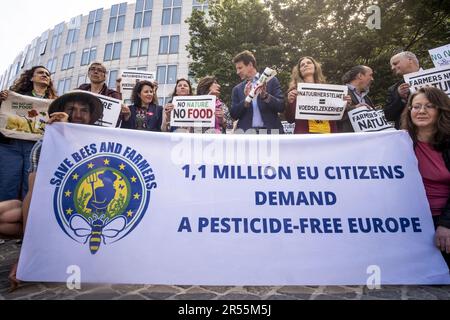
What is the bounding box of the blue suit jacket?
[230,76,285,132]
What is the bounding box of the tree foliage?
[187,0,450,106]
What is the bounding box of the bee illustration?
[69,214,126,254]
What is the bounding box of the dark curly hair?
[400,86,450,151]
[196,76,217,95]
[10,66,57,98]
[131,80,157,106]
[170,78,193,98]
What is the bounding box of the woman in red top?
[285,56,350,134]
[401,86,450,267]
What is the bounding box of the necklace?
[32,90,46,98]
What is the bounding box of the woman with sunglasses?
[401,86,450,268]
[0,66,57,201]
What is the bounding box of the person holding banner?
[285,56,350,134]
[5,91,104,289]
[385,51,421,129]
[196,76,233,134]
[230,50,285,134]
[401,86,450,268]
[0,66,57,202]
[338,65,376,132]
[161,78,194,132]
[121,81,162,132]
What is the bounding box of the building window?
[39,30,49,56]
[50,23,65,52]
[81,47,97,66]
[47,57,58,74]
[134,0,153,29]
[130,38,149,57]
[57,78,72,95]
[66,29,79,45]
[86,8,103,39]
[108,3,127,33]
[26,38,39,65]
[77,74,87,87]
[162,0,182,25]
[192,0,208,12]
[107,70,118,89]
[159,35,179,54]
[156,65,177,84]
[61,52,76,70]
[104,42,122,61]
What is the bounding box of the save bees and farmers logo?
[52,143,156,254]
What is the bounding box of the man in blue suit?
[230,51,284,134]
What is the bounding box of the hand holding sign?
[398,83,411,99]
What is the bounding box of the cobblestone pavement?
[1,240,449,300]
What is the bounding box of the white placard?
[119,70,156,102]
[17,125,450,285]
[70,90,121,127]
[0,91,53,141]
[296,83,348,120]
[170,95,216,128]
[404,66,450,97]
[348,107,395,132]
[429,44,450,67]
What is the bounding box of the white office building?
[0,0,208,105]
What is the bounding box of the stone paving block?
[173,293,218,300]
[143,285,182,294]
[200,286,234,294]
[243,286,276,295]
[266,294,299,300]
[75,288,122,300]
[116,294,146,300]
[218,293,261,300]
[110,284,146,294]
[277,286,317,295]
[139,291,176,300]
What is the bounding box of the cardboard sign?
[404,66,450,96]
[296,83,348,120]
[170,95,216,128]
[0,91,53,141]
[429,44,450,67]
[348,106,395,132]
[119,70,156,102]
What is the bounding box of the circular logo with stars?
[53,154,150,255]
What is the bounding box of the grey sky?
[0,0,124,73]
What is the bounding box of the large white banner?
[404,66,450,97]
[17,125,450,285]
[429,44,450,67]
[296,83,348,120]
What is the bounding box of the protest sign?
[71,90,121,127]
[281,121,295,134]
[170,95,216,128]
[119,70,156,102]
[429,44,450,67]
[0,91,52,141]
[404,66,450,96]
[18,125,450,285]
[296,83,348,120]
[348,106,394,132]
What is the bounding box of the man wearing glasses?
[78,62,130,124]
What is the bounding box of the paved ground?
[1,239,450,300]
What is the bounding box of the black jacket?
[384,80,407,129]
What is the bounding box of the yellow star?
[127,210,133,217]
[72,173,79,180]
[103,159,110,165]
[66,208,73,215]
[64,190,72,197]
[133,193,141,200]
[131,176,137,183]
[87,163,94,169]
[119,164,126,171]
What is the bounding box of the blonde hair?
[289,56,326,90]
